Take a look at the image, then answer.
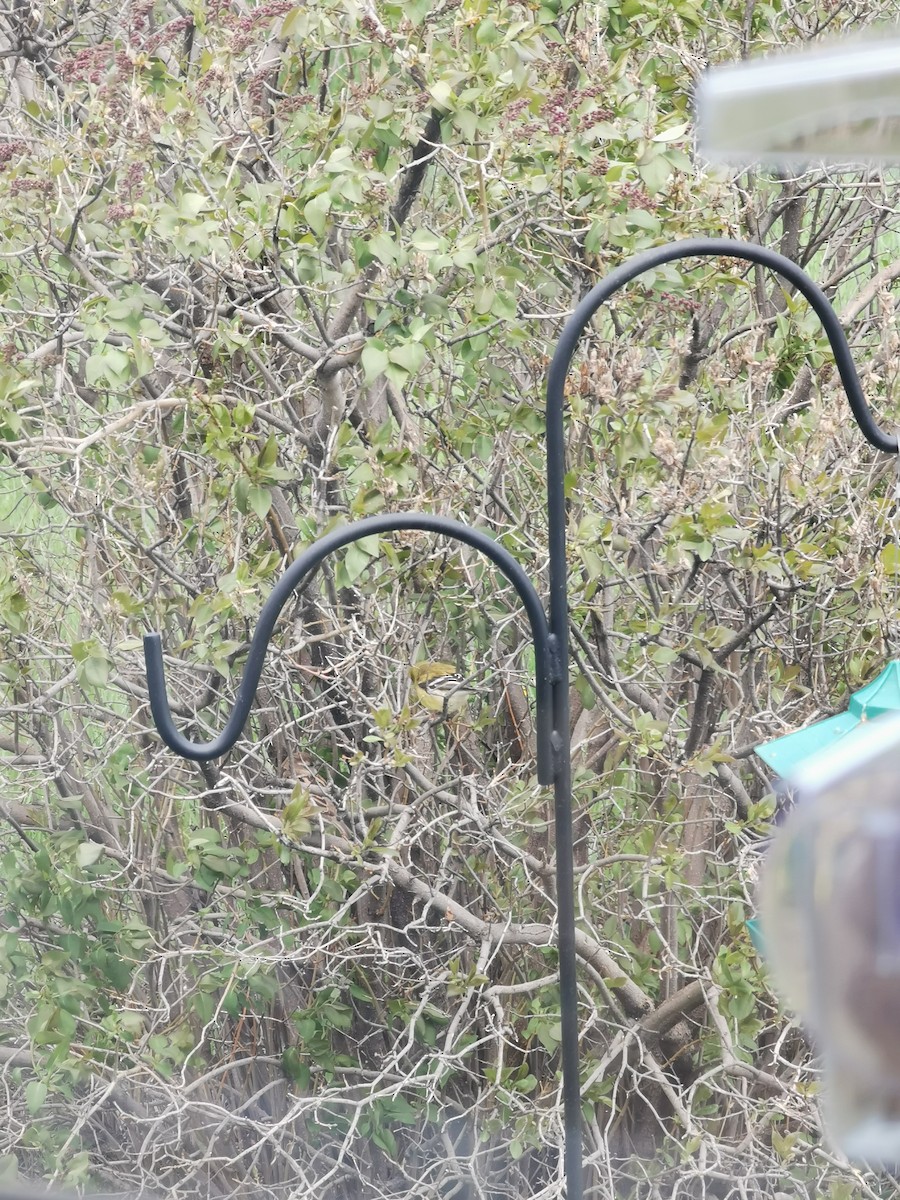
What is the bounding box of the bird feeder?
[749,661,900,956]
[759,712,900,1165]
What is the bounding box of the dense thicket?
[1,1,899,1197]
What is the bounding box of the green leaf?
[475,17,499,43]
[410,228,444,252]
[323,146,355,172]
[81,654,109,687]
[234,475,250,514]
[258,434,279,469]
[388,341,427,374]
[653,120,690,142]
[771,1129,797,1160]
[118,1010,144,1039]
[76,841,105,868]
[727,988,756,1022]
[473,284,495,315]
[650,646,679,665]
[429,79,456,108]
[452,108,479,141]
[637,151,671,195]
[282,788,314,842]
[282,1046,310,1088]
[25,1081,47,1115]
[536,1020,561,1052]
[361,339,390,382]
[131,338,155,378]
[626,208,661,231]
[372,1126,398,1157]
[304,192,331,236]
[84,347,131,387]
[367,232,397,265]
[178,192,209,218]
[247,486,272,520]
[383,363,410,389]
[72,640,110,688]
[342,541,375,584]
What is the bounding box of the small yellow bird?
[409,661,480,719]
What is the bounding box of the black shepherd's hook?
[142,237,896,1200]
[542,236,897,1199]
[143,513,558,781]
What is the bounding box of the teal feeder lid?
[755,660,900,777]
[745,917,764,954]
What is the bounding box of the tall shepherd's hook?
[144,239,896,1200]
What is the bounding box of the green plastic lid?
[755,660,900,777]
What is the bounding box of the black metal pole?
[545,353,582,1200]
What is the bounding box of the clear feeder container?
[759,712,900,1165]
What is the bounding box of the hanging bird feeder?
[748,663,900,960]
[759,712,900,1165]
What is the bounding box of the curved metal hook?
[540,237,900,755]
[547,236,897,461]
[144,512,556,783]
